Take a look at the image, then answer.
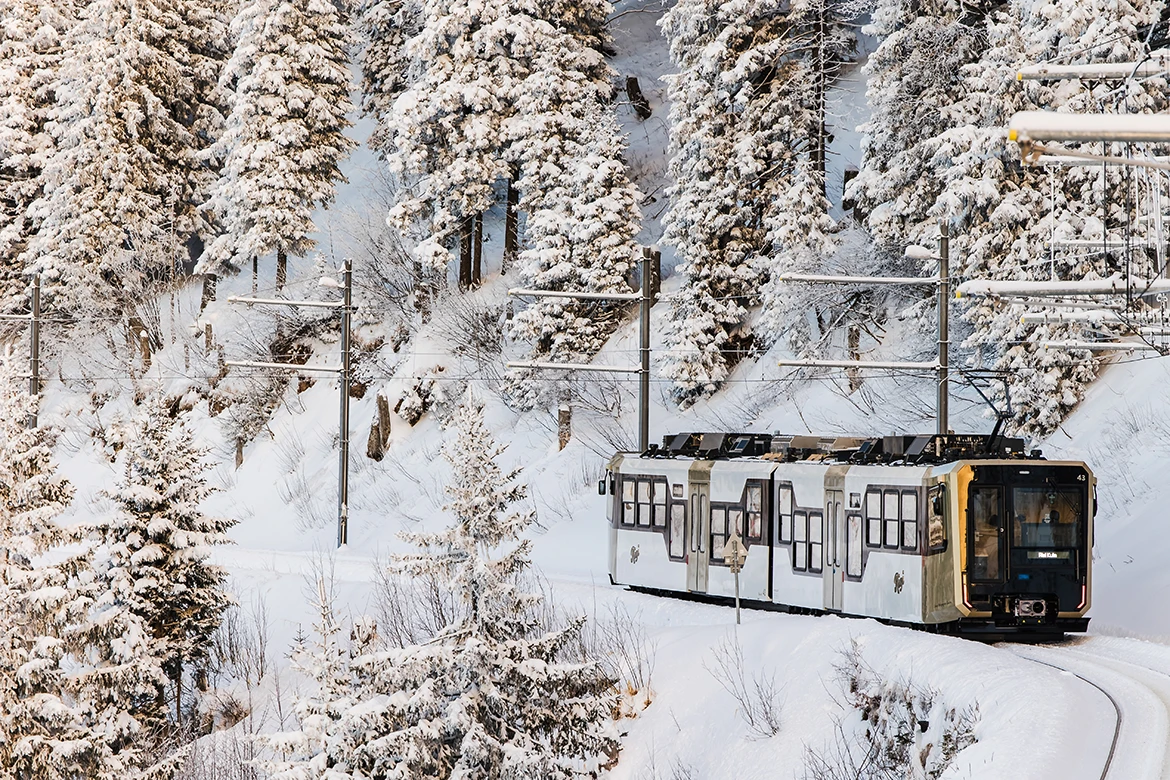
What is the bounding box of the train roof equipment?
[641,431,1033,465]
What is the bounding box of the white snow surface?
[31,1,1170,776]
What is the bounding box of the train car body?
[604,432,1093,639]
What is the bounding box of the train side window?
[672,483,684,499]
[809,511,824,573]
[711,506,728,560]
[637,480,653,527]
[928,485,946,552]
[883,490,900,548]
[778,485,793,543]
[865,490,882,546]
[622,479,636,527]
[793,510,808,569]
[669,503,685,559]
[746,483,763,541]
[846,514,862,577]
[901,492,918,551]
[652,480,667,529]
[729,508,743,539]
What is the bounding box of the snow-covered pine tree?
[384,0,633,304]
[25,0,202,314]
[874,0,1167,434]
[286,397,618,778]
[384,0,527,288]
[0,350,76,776]
[175,0,233,251]
[103,394,235,730]
[660,0,848,405]
[847,0,985,250]
[0,0,75,314]
[201,0,355,290]
[357,0,420,158]
[259,573,363,778]
[0,357,173,777]
[506,37,640,405]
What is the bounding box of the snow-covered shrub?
[431,287,507,365]
[393,366,445,426]
[706,633,781,740]
[577,601,656,719]
[803,641,978,779]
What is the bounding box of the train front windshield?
[1011,487,1083,549]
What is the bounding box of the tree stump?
[558,405,572,451]
[626,76,652,120]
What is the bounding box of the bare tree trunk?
[459,218,473,290]
[175,659,183,732]
[200,274,217,312]
[504,177,519,274]
[252,256,259,295]
[847,323,862,393]
[472,213,483,286]
[276,248,287,291]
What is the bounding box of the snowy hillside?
[10,0,1170,777]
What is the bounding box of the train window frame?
[621,478,636,527]
[809,511,824,574]
[883,490,900,549]
[637,479,652,527]
[651,478,668,529]
[865,490,882,547]
[778,484,794,544]
[668,502,686,560]
[846,513,863,578]
[711,505,729,562]
[928,484,946,553]
[793,510,808,570]
[729,507,744,539]
[901,491,919,552]
[746,481,764,543]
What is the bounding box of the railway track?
[1011,637,1170,780]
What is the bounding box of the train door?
[823,489,845,611]
[686,464,712,593]
[968,486,1005,584]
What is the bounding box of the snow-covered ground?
[31,1,1170,777]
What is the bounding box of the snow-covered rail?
[1011,637,1170,780]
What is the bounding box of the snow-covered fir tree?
[201,0,354,290]
[0,0,74,313]
[259,574,365,778]
[847,0,984,249]
[384,0,636,304]
[858,0,1166,433]
[0,350,75,776]
[103,394,235,729]
[382,0,517,286]
[357,0,420,157]
[270,397,619,778]
[660,0,849,405]
[0,358,174,777]
[25,0,205,313]
[506,36,640,403]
